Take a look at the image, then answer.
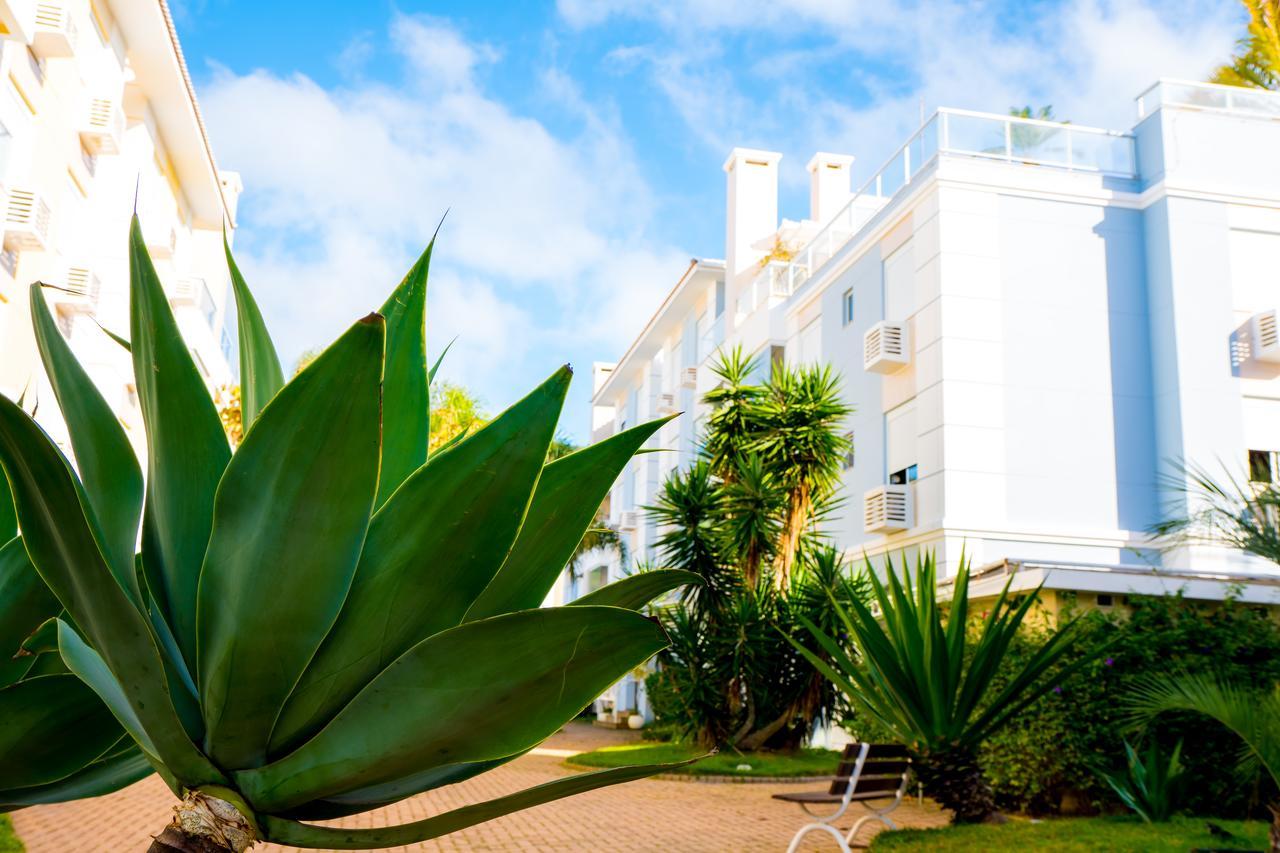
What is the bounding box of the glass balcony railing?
[748,108,1137,301]
[1136,79,1280,120]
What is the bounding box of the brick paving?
[13,723,948,852]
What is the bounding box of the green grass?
[565,741,840,778]
[0,815,23,853]
[870,815,1270,851]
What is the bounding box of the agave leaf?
[198,314,384,771]
[269,367,570,756]
[17,616,59,656]
[57,620,159,759]
[0,674,125,789]
[0,464,14,544]
[465,418,672,621]
[0,395,222,785]
[31,284,144,598]
[224,234,284,430]
[0,747,151,812]
[129,216,232,670]
[92,318,131,352]
[376,241,434,507]
[570,569,701,610]
[427,336,454,384]
[259,758,696,849]
[0,537,59,659]
[238,606,667,813]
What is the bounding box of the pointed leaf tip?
[360,312,385,326]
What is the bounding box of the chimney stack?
[806,153,854,225]
[723,147,781,284]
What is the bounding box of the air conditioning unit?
[3,188,51,250]
[31,1,75,57]
[1249,310,1280,364]
[617,510,639,531]
[169,276,201,306]
[142,220,177,258]
[863,321,910,374]
[681,367,697,388]
[656,392,676,415]
[53,265,100,312]
[0,0,38,43]
[78,96,123,155]
[863,485,912,533]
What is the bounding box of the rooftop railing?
[749,108,1137,301]
[1136,79,1280,120]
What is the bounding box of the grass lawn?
[0,815,23,852]
[870,815,1270,851]
[565,741,840,778]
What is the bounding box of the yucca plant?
[0,471,150,811]
[0,219,698,851]
[1094,738,1185,822]
[790,552,1091,824]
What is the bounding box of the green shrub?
[979,591,1280,818]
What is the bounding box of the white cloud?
[201,13,687,428]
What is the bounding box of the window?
[586,565,608,593]
[714,279,726,318]
[1249,449,1278,484]
[842,431,855,470]
[1096,594,1114,608]
[889,464,918,485]
[842,288,854,326]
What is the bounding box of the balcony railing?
[1137,79,1280,120]
[749,107,1137,300]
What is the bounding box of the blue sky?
[170,0,1242,442]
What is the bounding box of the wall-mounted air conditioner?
[78,96,123,155]
[143,220,177,258]
[56,265,100,312]
[617,510,639,531]
[863,485,912,533]
[681,366,697,388]
[3,188,51,250]
[0,1,38,43]
[1249,310,1280,364]
[31,2,75,57]
[863,321,910,374]
[656,392,676,415]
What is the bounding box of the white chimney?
[723,148,781,283]
[806,152,854,225]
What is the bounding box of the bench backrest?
[828,742,910,797]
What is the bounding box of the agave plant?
[1093,737,1185,823]
[0,219,698,851]
[0,469,151,811]
[790,552,1091,824]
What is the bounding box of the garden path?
[13,723,947,851]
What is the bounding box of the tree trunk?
[911,747,998,825]
[1269,801,1280,853]
[736,704,795,751]
[773,486,810,591]
[147,791,256,853]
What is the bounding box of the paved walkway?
[13,723,948,851]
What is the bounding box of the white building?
[570,80,1280,718]
[0,0,240,459]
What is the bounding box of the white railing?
[1136,79,1280,120]
[749,108,1137,301]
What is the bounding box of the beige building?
[0,0,240,457]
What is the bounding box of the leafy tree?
[645,349,859,750]
[428,381,487,452]
[1213,0,1280,90]
[793,553,1090,824]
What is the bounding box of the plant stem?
[147,791,255,853]
[912,747,999,824]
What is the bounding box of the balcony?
[1137,79,1280,121]
[3,187,51,250]
[78,96,123,155]
[31,1,75,58]
[758,108,1138,300]
[0,0,37,43]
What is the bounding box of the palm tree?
[1213,0,1279,90]
[792,552,1091,824]
[1128,674,1280,851]
[1153,461,1280,565]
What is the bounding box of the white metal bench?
[772,742,912,851]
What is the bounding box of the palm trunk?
[773,486,810,591]
[147,791,255,853]
[1269,801,1280,853]
[911,747,998,825]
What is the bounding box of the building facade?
[0,0,240,460]
[568,80,1280,719]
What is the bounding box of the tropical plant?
[0,423,151,811]
[1128,674,1280,851]
[0,219,700,852]
[645,349,859,750]
[792,552,1091,824]
[1094,738,1185,823]
[1153,461,1280,565]
[1212,0,1279,91]
[428,380,487,452]
[214,384,243,447]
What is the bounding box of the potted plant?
[627,709,645,730]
